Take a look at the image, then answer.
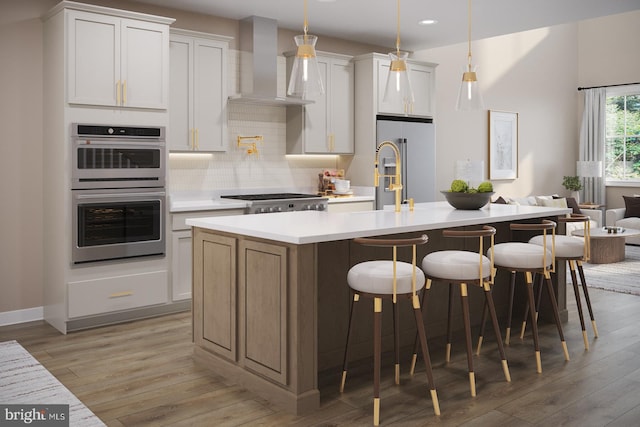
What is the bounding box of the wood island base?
[193,346,320,415]
[188,203,570,415]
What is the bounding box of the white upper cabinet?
[67,9,171,109]
[371,53,437,117]
[169,30,230,152]
[406,63,436,117]
[286,52,354,154]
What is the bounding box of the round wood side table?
[572,227,640,263]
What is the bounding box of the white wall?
[412,23,580,199]
[0,0,51,315]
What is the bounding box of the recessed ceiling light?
[418,19,438,26]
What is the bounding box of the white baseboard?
[0,306,44,327]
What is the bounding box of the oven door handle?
[75,191,166,199]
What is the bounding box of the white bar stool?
[340,234,440,425]
[486,220,570,374]
[528,214,599,350]
[413,226,511,397]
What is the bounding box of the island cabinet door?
[192,229,237,361]
[238,240,288,385]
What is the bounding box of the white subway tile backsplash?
[169,50,338,193]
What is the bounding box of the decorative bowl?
[441,191,495,210]
[334,179,351,193]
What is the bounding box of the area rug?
[568,244,640,296]
[0,340,105,426]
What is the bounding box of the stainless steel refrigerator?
[375,116,436,209]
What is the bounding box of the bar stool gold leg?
[543,271,570,362]
[445,284,455,363]
[430,390,441,416]
[410,280,430,376]
[459,283,476,396]
[373,297,382,426]
[483,282,511,383]
[409,354,418,377]
[411,295,440,416]
[505,271,516,345]
[393,300,400,385]
[520,273,543,339]
[525,272,543,373]
[476,335,484,356]
[340,293,359,393]
[568,260,589,350]
[577,260,599,338]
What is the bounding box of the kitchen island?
[186,202,570,415]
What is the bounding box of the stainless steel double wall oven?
[71,124,166,264]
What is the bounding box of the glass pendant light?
[456,0,484,111]
[383,0,414,112]
[287,0,324,99]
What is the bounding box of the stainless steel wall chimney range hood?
[228,16,312,106]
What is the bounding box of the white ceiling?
[134,0,640,50]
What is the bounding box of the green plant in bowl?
[441,191,495,209]
[442,180,494,209]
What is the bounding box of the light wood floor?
[3,287,640,426]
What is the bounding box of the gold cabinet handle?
[327,134,335,152]
[123,80,127,105]
[195,128,199,150]
[116,80,121,105]
[109,291,133,299]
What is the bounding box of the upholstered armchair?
[606,196,640,245]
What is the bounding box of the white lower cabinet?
[171,209,245,301]
[68,270,168,318]
[172,230,193,301]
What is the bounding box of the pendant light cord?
[303,0,309,41]
[396,0,401,54]
[467,0,472,71]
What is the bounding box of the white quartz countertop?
[186,201,571,245]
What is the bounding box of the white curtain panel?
[579,88,606,205]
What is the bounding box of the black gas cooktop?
[221,193,321,201]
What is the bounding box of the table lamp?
[577,160,602,204]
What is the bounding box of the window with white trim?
[605,85,640,182]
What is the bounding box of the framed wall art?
[488,110,518,180]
